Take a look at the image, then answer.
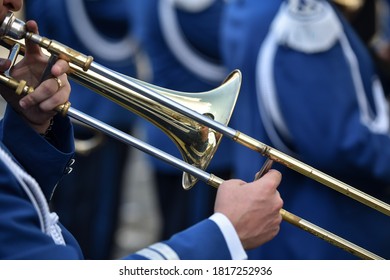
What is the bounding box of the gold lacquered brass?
[332,0,364,11]
[70,65,240,189]
[280,209,383,260]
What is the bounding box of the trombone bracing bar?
[0,12,387,259]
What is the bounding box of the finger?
[19,75,68,109]
[252,169,282,190]
[50,60,70,77]
[220,178,247,188]
[24,21,42,56]
[21,87,68,112]
[262,169,282,186]
[0,59,11,72]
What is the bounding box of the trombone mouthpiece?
[0,12,26,39]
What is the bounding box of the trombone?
[0,12,389,260]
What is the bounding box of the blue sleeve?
[0,106,84,259]
[122,219,232,260]
[0,106,75,199]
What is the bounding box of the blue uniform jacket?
[0,107,240,260]
[25,0,138,128]
[222,0,390,259]
[131,0,233,173]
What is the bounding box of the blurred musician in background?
[221,0,390,259]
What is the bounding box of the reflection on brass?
[332,0,364,12]
[72,119,105,156]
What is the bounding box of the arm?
[0,106,74,196]
[0,162,282,260]
[123,170,283,260]
[0,19,80,259]
[0,20,74,196]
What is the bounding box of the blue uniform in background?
[221,0,390,259]
[25,0,141,259]
[131,0,233,239]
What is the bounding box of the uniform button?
[64,158,75,174]
[64,166,73,175]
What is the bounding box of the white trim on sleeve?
[209,212,247,260]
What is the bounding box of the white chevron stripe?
[135,248,165,260]
[150,243,180,260]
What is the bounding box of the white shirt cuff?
[209,212,248,260]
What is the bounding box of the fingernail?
[19,100,26,108]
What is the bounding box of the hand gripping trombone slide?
[0,12,389,259]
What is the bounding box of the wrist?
[38,118,54,137]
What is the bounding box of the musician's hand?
[214,169,283,249]
[0,20,71,134]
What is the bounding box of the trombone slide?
[67,107,383,260]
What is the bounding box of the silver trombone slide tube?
[67,106,383,260]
